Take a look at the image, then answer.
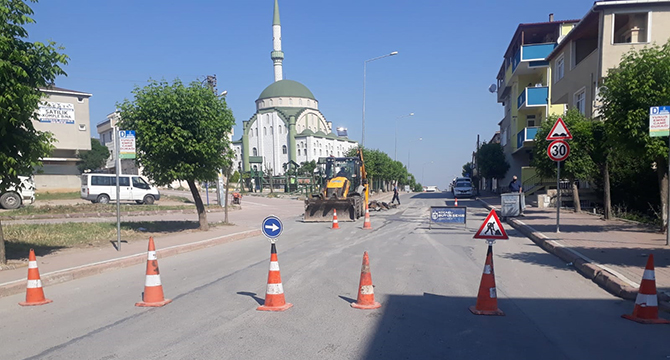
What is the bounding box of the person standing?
[391,183,400,205]
[508,176,524,215]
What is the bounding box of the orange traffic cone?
[622,254,670,324]
[363,204,372,230]
[469,244,504,316]
[136,237,172,307]
[19,249,52,306]
[258,243,293,311]
[332,209,340,229]
[351,251,381,309]
[455,198,458,206]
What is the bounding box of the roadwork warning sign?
[474,209,508,240]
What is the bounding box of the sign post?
[115,130,136,251]
[546,118,572,234]
[650,106,670,246]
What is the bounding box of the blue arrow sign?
[262,215,283,240]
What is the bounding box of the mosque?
[232,0,358,175]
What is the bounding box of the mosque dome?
[258,80,316,101]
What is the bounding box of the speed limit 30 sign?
[547,140,570,162]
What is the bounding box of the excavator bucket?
[304,198,357,222]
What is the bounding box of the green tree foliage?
[230,171,240,184]
[118,79,235,230]
[298,160,317,175]
[77,139,110,172]
[346,147,418,190]
[532,110,597,211]
[462,162,473,177]
[476,142,510,181]
[0,0,68,264]
[601,42,670,229]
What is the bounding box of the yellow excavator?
[304,148,369,222]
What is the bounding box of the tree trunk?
[187,179,209,231]
[603,160,612,220]
[224,167,230,224]
[657,158,668,233]
[0,219,6,265]
[572,181,581,213]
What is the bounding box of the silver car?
[452,179,473,198]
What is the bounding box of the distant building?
[96,111,138,175]
[232,0,357,175]
[33,86,92,191]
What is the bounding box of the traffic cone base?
[19,249,52,306]
[136,237,171,308]
[469,306,504,316]
[258,302,293,312]
[351,301,381,310]
[621,254,669,324]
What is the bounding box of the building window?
[270,126,273,135]
[255,128,258,136]
[314,149,317,155]
[263,127,267,135]
[279,98,283,105]
[319,149,322,155]
[278,125,282,134]
[574,88,586,115]
[613,13,649,44]
[298,149,301,156]
[555,54,564,82]
[253,148,258,156]
[282,145,287,154]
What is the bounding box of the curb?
[0,229,261,298]
[1,207,229,222]
[477,198,670,312]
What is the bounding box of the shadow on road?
[236,291,264,305]
[362,293,667,359]
[338,295,356,304]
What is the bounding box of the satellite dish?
[488,84,497,93]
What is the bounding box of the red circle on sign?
[547,140,570,162]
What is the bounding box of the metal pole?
[556,160,561,233]
[666,143,670,245]
[115,129,121,251]
[362,61,367,147]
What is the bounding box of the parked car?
[81,173,160,205]
[452,177,474,198]
[425,185,438,192]
[0,176,36,209]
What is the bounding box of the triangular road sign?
[546,118,573,140]
[474,209,508,240]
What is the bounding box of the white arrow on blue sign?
[262,215,283,241]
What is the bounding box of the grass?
[163,194,193,203]
[0,203,202,217]
[35,191,81,200]
[2,221,224,260]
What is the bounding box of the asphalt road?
[1,192,668,359]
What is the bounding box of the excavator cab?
[304,152,368,222]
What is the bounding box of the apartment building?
[495,17,578,190]
[548,0,670,119]
[33,86,92,191]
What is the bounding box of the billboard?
[38,102,75,124]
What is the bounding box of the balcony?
[517,86,548,110]
[516,127,539,150]
[512,43,556,74]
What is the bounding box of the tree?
[298,160,317,175]
[118,79,235,231]
[462,162,473,177]
[601,42,670,230]
[532,110,597,212]
[0,0,68,264]
[78,138,110,172]
[476,142,510,185]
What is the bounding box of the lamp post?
[395,113,414,161]
[407,137,423,173]
[362,51,398,147]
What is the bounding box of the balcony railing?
[517,86,549,109]
[512,43,557,72]
[516,127,539,149]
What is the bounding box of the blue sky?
[28,0,594,189]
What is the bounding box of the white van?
[81,174,160,205]
[0,176,36,209]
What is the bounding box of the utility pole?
[204,75,226,210]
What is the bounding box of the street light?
[407,137,423,173]
[395,113,414,161]
[362,51,399,147]
[422,161,434,185]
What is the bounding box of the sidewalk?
[479,193,670,306]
